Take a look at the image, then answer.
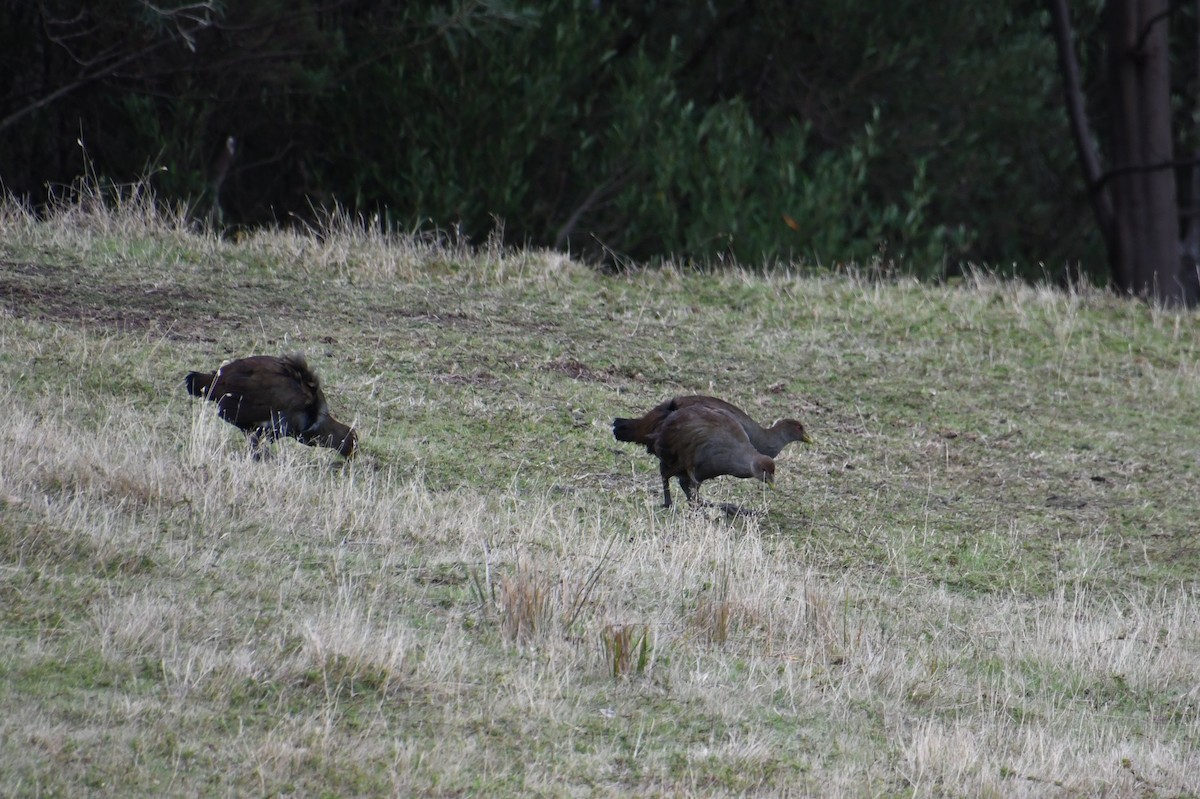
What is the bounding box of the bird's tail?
[613,399,679,451]
[611,417,641,443]
[184,371,215,397]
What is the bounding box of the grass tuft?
[600,622,654,678]
[496,560,557,646]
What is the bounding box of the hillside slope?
[1,196,1198,796]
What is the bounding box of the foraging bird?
[613,395,812,457]
[184,354,358,459]
[649,405,775,508]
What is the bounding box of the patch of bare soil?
[0,259,222,339]
[0,259,489,350]
[542,356,641,383]
[430,370,501,388]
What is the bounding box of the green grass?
[1,190,1199,796]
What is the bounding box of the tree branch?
[0,1,220,133]
[0,37,179,132]
[1048,0,1115,240]
[673,0,755,84]
[553,172,626,250]
[1134,6,1172,53]
[1094,155,1200,189]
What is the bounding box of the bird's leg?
[248,427,275,461]
[269,411,292,444]
[660,473,673,508]
[682,477,727,511]
[247,430,264,461]
[681,475,700,506]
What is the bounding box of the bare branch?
[0,36,180,132]
[1094,155,1200,188]
[554,173,626,250]
[1048,0,1116,241]
[1133,6,1172,54]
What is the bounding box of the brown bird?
[184,354,358,459]
[613,395,812,457]
[649,405,775,509]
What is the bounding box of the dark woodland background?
[2,1,1198,298]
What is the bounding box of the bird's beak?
[802,432,814,444]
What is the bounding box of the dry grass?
[1,185,1199,796]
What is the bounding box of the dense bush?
[0,0,1101,276]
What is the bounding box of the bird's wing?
[211,357,309,429]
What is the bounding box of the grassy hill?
[1,189,1198,796]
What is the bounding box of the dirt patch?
[542,356,641,383]
[0,259,220,338]
[430,370,501,388]
[385,306,479,328]
[0,258,498,353]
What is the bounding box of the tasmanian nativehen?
[613,395,812,457]
[184,354,358,459]
[649,405,775,509]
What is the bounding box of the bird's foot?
[712,501,762,519]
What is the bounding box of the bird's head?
[310,417,358,459]
[753,454,775,486]
[775,418,813,445]
[336,427,359,459]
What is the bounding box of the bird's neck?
[746,423,786,456]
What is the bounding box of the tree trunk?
[1105,0,1185,303]
[1182,0,1200,298]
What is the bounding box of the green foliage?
[317,2,986,271]
[0,0,1104,276]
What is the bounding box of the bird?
[648,405,775,510]
[613,395,812,457]
[184,353,358,459]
